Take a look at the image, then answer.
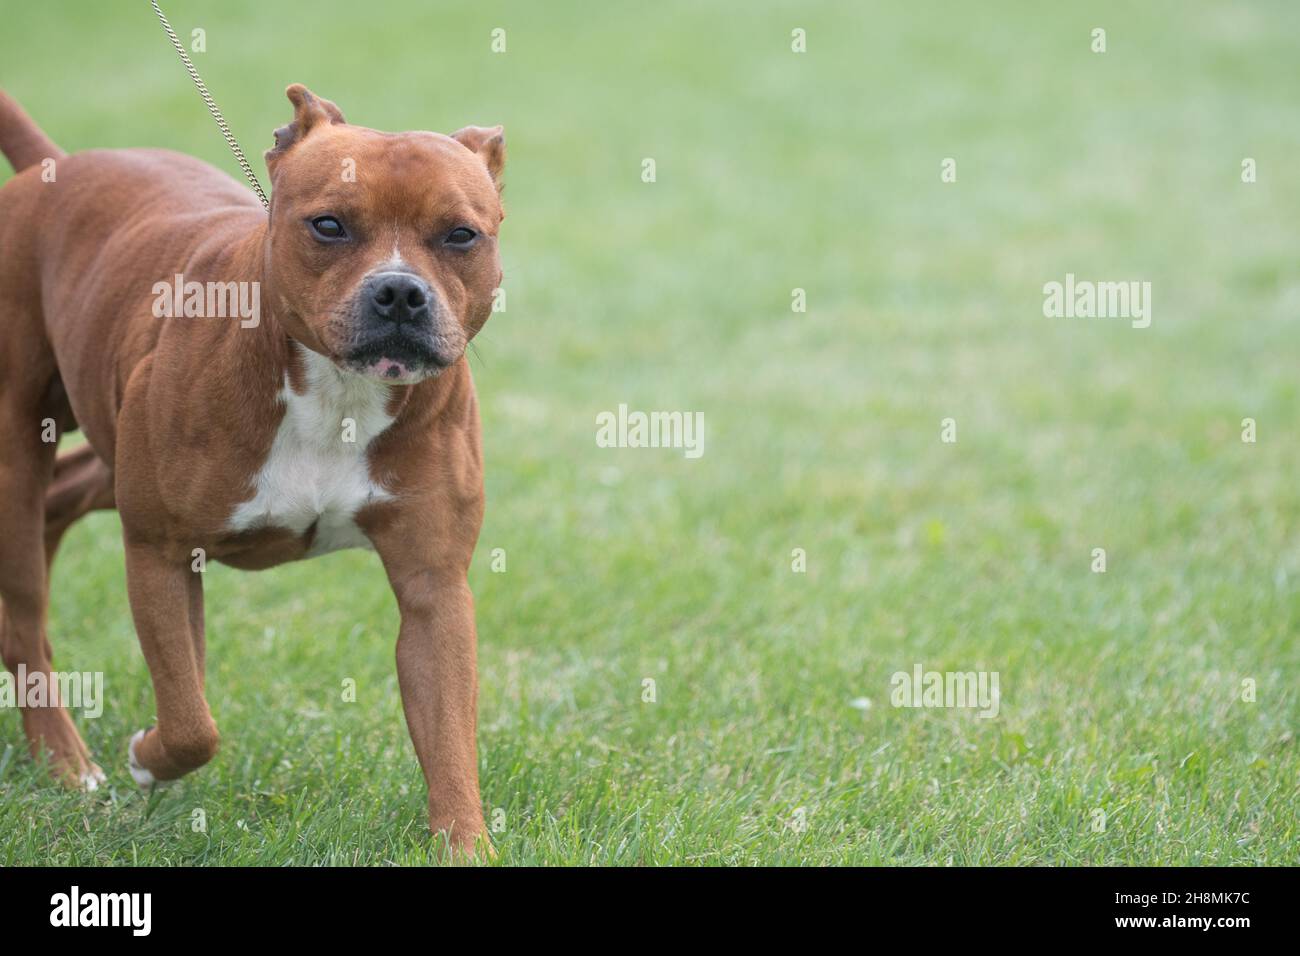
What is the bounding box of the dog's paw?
[79,766,107,792]
[127,729,157,787]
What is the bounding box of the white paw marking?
[79,768,106,792]
[128,729,156,787]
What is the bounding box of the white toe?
[79,770,104,792]
[128,730,156,787]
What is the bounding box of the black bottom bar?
[0,865,1283,941]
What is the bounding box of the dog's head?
[263,84,504,383]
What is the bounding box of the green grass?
[2,0,1298,865]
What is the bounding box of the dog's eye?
[309,216,347,241]
[445,227,477,246]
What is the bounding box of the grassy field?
[1,0,1298,865]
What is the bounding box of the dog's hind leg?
[35,443,116,664]
[44,442,116,575]
[0,359,105,789]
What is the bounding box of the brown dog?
[0,85,504,854]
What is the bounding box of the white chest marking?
[228,346,395,556]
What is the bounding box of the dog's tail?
[0,90,65,174]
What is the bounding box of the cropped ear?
[266,84,346,167]
[451,125,505,189]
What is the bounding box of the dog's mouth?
[358,356,424,382]
[341,333,457,384]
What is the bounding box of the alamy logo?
[0,664,103,718]
[50,886,151,936]
[1042,272,1151,328]
[151,273,261,328]
[890,664,1000,719]
[596,403,704,459]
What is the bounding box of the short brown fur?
[0,86,505,855]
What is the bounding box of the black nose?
[366,272,431,324]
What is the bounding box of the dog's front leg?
[373,546,487,856]
[395,569,486,854]
[123,538,218,783]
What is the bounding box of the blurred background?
[1,1,1297,864]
